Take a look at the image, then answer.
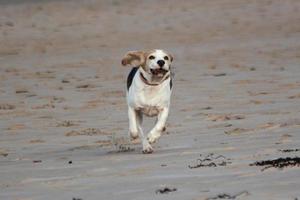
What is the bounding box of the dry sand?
[0,0,300,199]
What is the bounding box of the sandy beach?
[1,0,300,199]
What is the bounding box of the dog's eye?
[149,55,155,60]
[164,56,169,60]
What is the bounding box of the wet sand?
[0,0,300,199]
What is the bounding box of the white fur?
[125,49,173,153]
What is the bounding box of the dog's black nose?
[157,60,165,67]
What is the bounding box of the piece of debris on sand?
[207,114,245,122]
[0,148,8,157]
[188,153,232,169]
[206,191,249,200]
[115,144,135,153]
[279,149,299,153]
[56,120,78,127]
[155,187,177,194]
[250,157,300,171]
[0,104,16,110]
[224,128,250,135]
[65,128,111,136]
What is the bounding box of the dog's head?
[122,49,173,79]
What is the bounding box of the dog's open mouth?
[150,68,168,76]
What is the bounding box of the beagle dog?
[121,49,173,153]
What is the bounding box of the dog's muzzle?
[150,68,168,77]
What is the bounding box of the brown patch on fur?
[121,50,161,70]
[121,51,147,68]
[121,49,173,73]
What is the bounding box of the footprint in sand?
[0,104,16,110]
[206,114,245,122]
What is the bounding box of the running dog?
[121,49,173,153]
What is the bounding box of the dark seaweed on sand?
[250,157,300,171]
[206,191,249,200]
[279,149,299,153]
[155,187,177,194]
[188,153,232,169]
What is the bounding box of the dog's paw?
[142,144,153,154]
[147,132,161,144]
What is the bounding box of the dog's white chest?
[129,88,167,116]
[127,72,171,117]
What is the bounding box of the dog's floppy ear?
[121,51,146,67]
[168,53,174,62]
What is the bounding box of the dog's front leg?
[147,107,169,144]
[128,107,153,153]
[128,106,139,140]
[136,111,153,154]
